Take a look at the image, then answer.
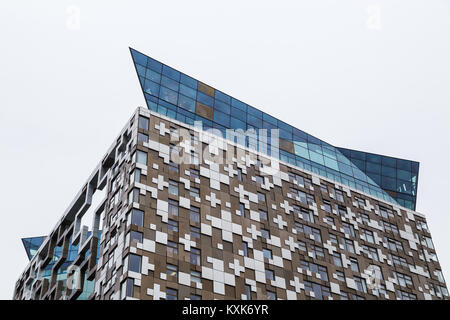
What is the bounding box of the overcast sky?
[1,0,449,299]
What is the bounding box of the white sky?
[0,0,449,299]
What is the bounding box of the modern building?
[13,48,448,300]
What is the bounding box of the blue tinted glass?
[381,166,396,178]
[215,90,231,104]
[366,162,381,174]
[159,87,178,105]
[178,94,196,113]
[247,106,262,119]
[231,106,246,120]
[247,114,262,128]
[162,65,180,81]
[382,156,396,167]
[135,64,146,77]
[293,128,307,140]
[131,49,147,67]
[180,74,197,89]
[338,162,354,176]
[411,162,419,173]
[231,98,247,111]
[214,100,230,114]
[309,151,324,165]
[146,68,161,83]
[197,92,214,107]
[324,157,339,170]
[370,174,381,185]
[397,159,411,171]
[397,169,411,181]
[366,153,382,164]
[213,110,230,126]
[279,129,291,140]
[179,84,197,100]
[350,150,366,161]
[147,58,163,73]
[161,76,179,91]
[230,116,246,130]
[263,121,277,130]
[381,176,396,190]
[143,79,160,96]
[352,159,365,171]
[263,113,277,125]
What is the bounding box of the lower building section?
[14,107,448,300]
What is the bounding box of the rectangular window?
[166,264,178,278]
[166,288,178,300]
[255,175,264,185]
[350,258,359,272]
[190,168,199,179]
[263,248,272,260]
[323,200,332,213]
[257,192,266,203]
[304,281,331,300]
[131,209,144,227]
[362,229,375,244]
[191,270,201,283]
[320,184,328,194]
[130,231,143,244]
[261,228,270,239]
[136,150,147,165]
[169,160,179,173]
[266,290,276,300]
[336,271,345,282]
[362,245,379,261]
[167,241,178,255]
[335,190,344,202]
[393,271,413,287]
[189,206,200,223]
[190,187,200,198]
[169,180,179,196]
[190,226,200,239]
[329,234,338,245]
[306,194,315,205]
[265,270,275,281]
[300,260,329,282]
[138,116,149,130]
[298,241,307,252]
[239,203,245,217]
[354,277,367,293]
[168,199,178,216]
[129,254,141,273]
[138,132,148,143]
[359,212,370,224]
[296,223,321,242]
[385,237,403,252]
[245,285,252,300]
[259,209,268,221]
[190,294,201,300]
[343,239,355,254]
[190,248,201,265]
[311,245,324,258]
[237,168,243,181]
[168,219,178,232]
[333,252,343,267]
[242,242,248,257]
[342,222,355,237]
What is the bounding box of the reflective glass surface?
[131,48,419,210]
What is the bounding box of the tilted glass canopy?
[130,48,419,210]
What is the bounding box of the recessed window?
[189,206,200,223]
[242,242,248,257]
[169,160,179,173]
[265,269,274,281]
[169,180,179,196]
[263,248,272,260]
[190,168,199,179]
[131,209,144,227]
[168,199,178,216]
[190,226,200,239]
[128,254,141,273]
[166,264,178,278]
[261,228,270,239]
[190,294,201,300]
[130,231,143,244]
[138,116,149,130]
[257,192,266,203]
[354,277,367,293]
[191,270,201,283]
[259,209,268,221]
[350,258,359,272]
[245,285,252,300]
[266,290,276,300]
[136,150,147,165]
[138,132,148,143]
[239,203,246,217]
[255,175,264,185]
[166,288,178,300]
[190,248,201,265]
[323,200,332,213]
[342,222,355,237]
[190,187,200,198]
[336,271,345,282]
[168,219,178,232]
[237,168,243,181]
[167,241,178,255]
[333,252,342,267]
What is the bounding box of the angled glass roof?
[130,47,418,210]
[22,236,45,261]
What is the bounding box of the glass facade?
[21,232,101,299]
[130,48,418,210]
